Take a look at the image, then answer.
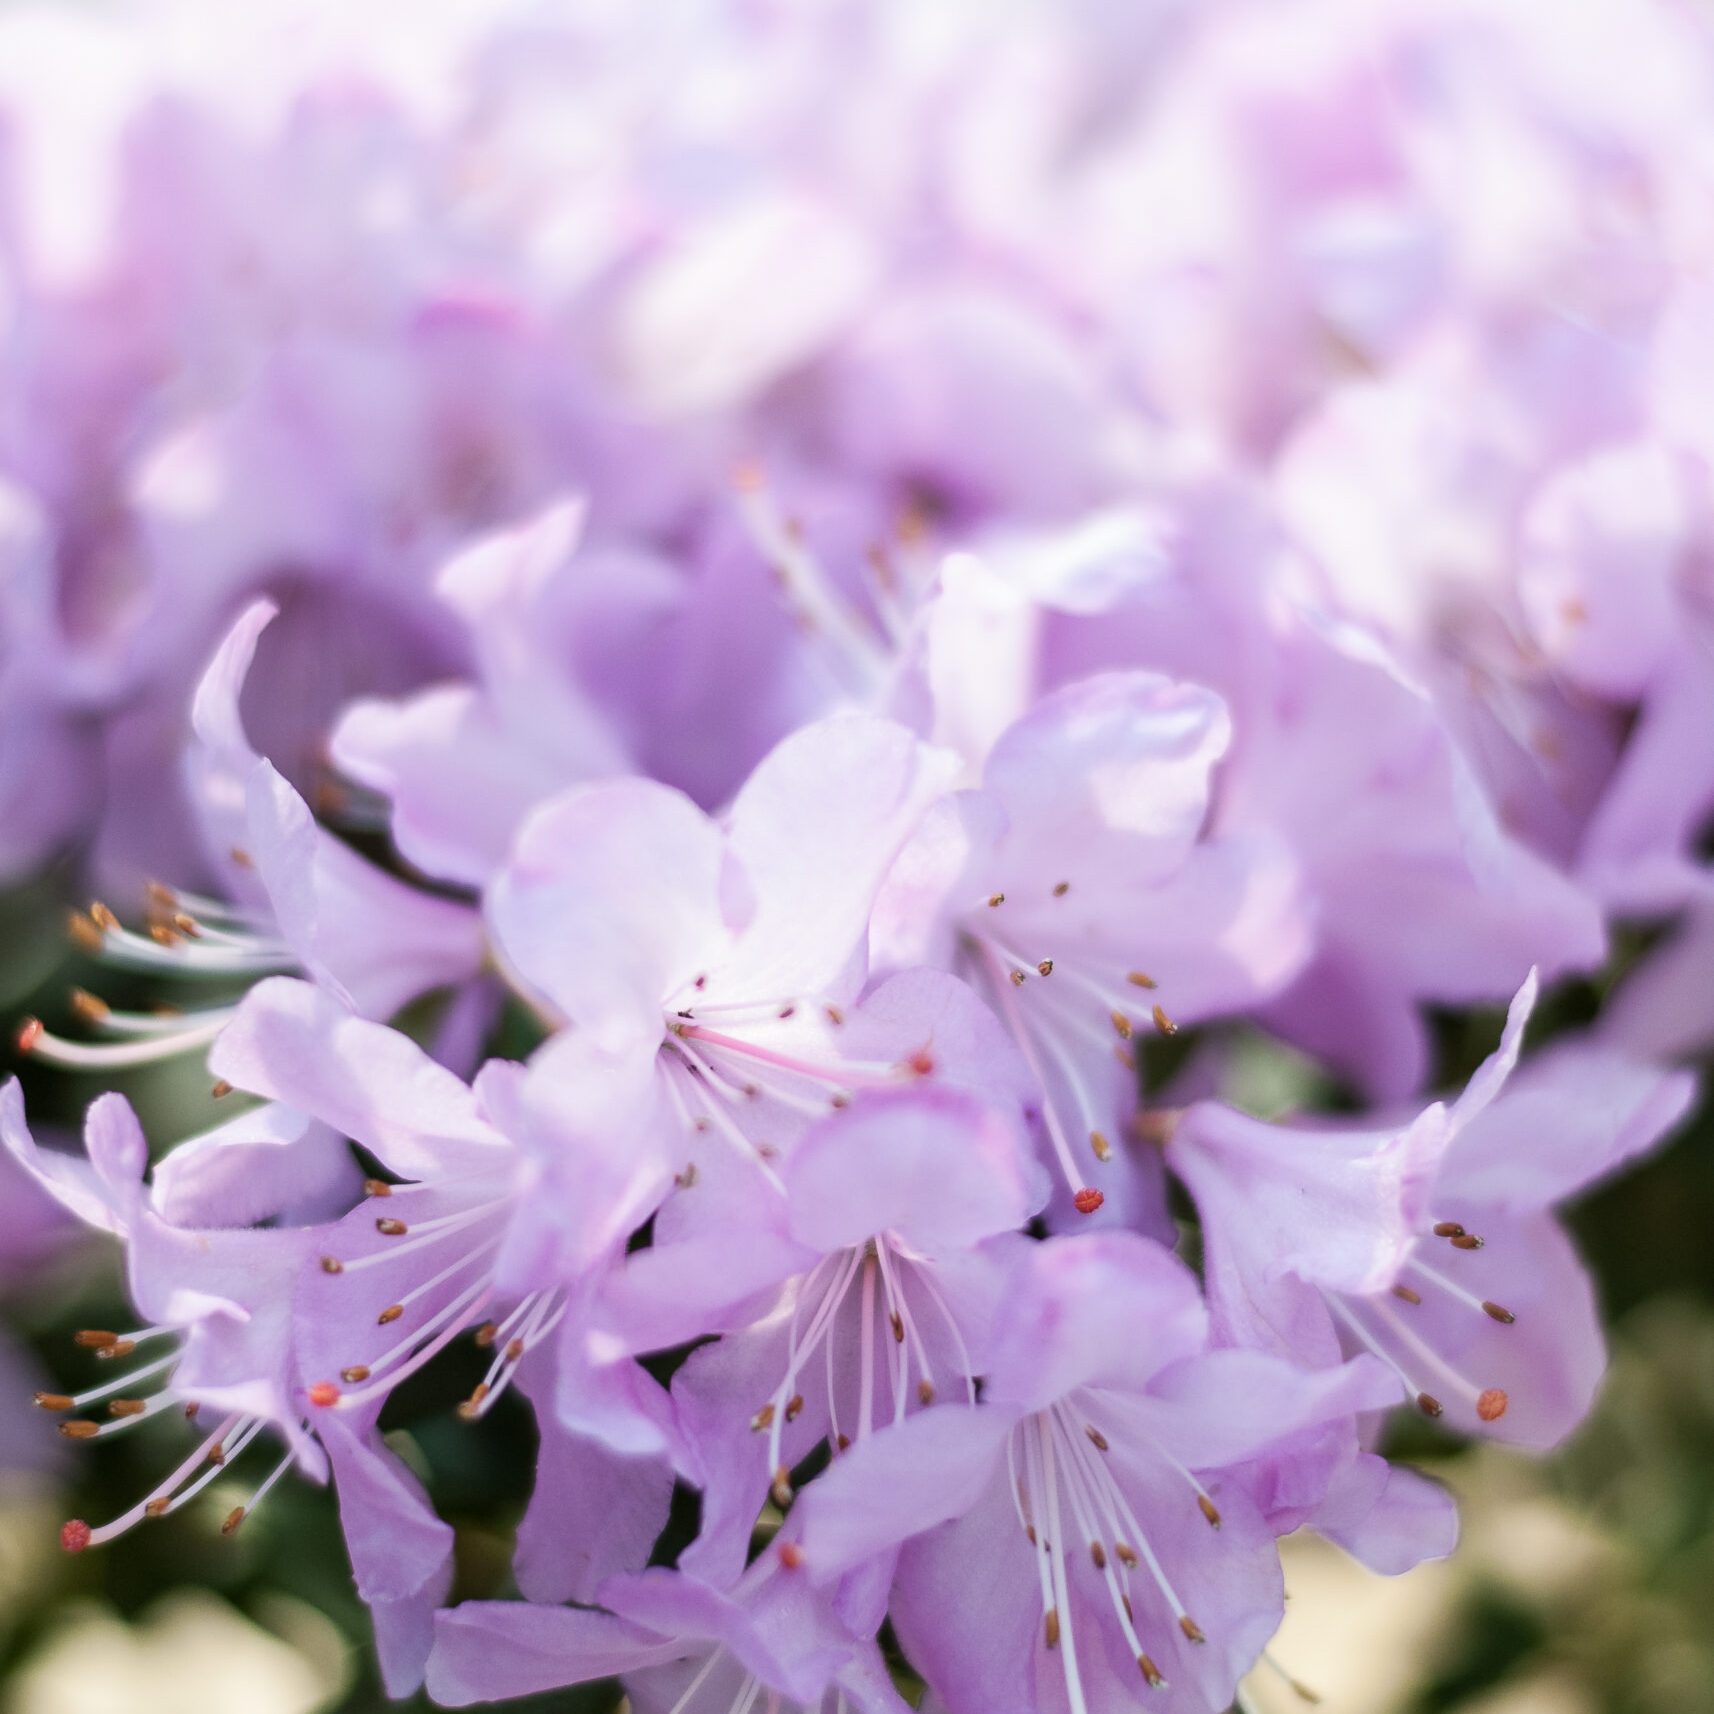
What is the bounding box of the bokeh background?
[1,1,1711,1710]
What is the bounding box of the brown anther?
[364,1178,393,1198]
[1090,1130,1113,1162]
[823,1004,844,1026]
[693,974,707,990]
[1044,1609,1061,1649]
[33,1391,73,1412]
[230,847,255,869]
[987,894,1006,908]
[206,1442,226,1466]
[676,1162,701,1186]
[771,1467,794,1508]
[457,1383,491,1421]
[308,1382,340,1408]
[906,1048,936,1077]
[171,912,201,939]
[89,902,120,932]
[60,1520,92,1553]
[1151,1005,1178,1039]
[183,1402,201,1420]
[107,1399,147,1418]
[375,1217,408,1236]
[69,988,110,1024]
[1053,881,1070,897]
[210,1079,234,1099]
[74,1330,118,1350]
[15,1016,44,1055]
[148,923,178,946]
[1114,1046,1136,1071]
[836,1433,850,1451]
[785,1393,805,1421]
[1110,1010,1133,1041]
[320,1256,344,1275]
[340,1365,372,1384]
[917,1380,935,1405]
[1450,1233,1484,1251]
[777,1541,804,1570]
[67,910,105,953]
[1115,1542,1138,1568]
[1036,959,1054,977]
[1431,1221,1465,1238]
[1477,1388,1509,1422]
[1482,1301,1516,1325]
[742,1083,761,1100]
[751,1403,776,1433]
[1179,1616,1206,1645]
[1198,1495,1222,1529]
[473,1322,498,1348]
[1392,1285,1422,1304]
[1025,1524,1037,1545]
[505,1338,525,1362]
[1010,969,1027,986]
[777,1004,796,1020]
[221,1506,246,1536]
[829,1093,851,1110]
[1127,971,1158,990]
[1073,1187,1105,1215]
[145,881,176,909]
[377,1305,403,1326]
[94,1341,136,1361]
[145,1498,172,1518]
[58,1420,100,1439]
[1090,1541,1107,1570]
[1086,1425,1109,1452]
[1416,1392,1443,1418]
[889,1312,905,1344]
[1138,1653,1165,1689]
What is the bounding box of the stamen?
[1150,1005,1177,1038]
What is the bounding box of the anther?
[829,1094,851,1109]
[505,1338,524,1362]
[1416,1392,1443,1418]
[783,1394,805,1423]
[1086,1425,1109,1451]
[67,911,104,954]
[340,1366,371,1384]
[771,1467,794,1508]
[207,1442,226,1466]
[107,1399,147,1418]
[184,1402,200,1420]
[33,1393,73,1412]
[777,1005,796,1020]
[836,1433,850,1451]
[15,1017,44,1054]
[889,1313,905,1344]
[229,847,254,869]
[987,894,1005,908]
[1477,1388,1509,1422]
[1450,1233,1484,1250]
[210,1080,233,1099]
[145,1498,171,1518]
[1073,1188,1105,1215]
[375,1218,408,1237]
[69,989,109,1024]
[1036,960,1054,977]
[60,1520,92,1554]
[1127,971,1158,990]
[917,1380,934,1405]
[89,902,120,933]
[74,1330,118,1350]
[457,1383,491,1421]
[1179,1616,1206,1645]
[94,1341,136,1361]
[1090,1130,1112,1162]
[320,1257,344,1275]
[675,1164,700,1187]
[145,882,176,909]
[1053,881,1070,897]
[823,1005,843,1027]
[364,1179,393,1198]
[377,1305,403,1325]
[1044,1609,1061,1649]
[1091,1541,1107,1569]
[1151,1005,1178,1038]
[58,1421,100,1439]
[1115,1542,1138,1567]
[1138,1653,1165,1689]
[171,913,201,939]
[1431,1222,1465,1238]
[1482,1301,1516,1325]
[308,1382,340,1408]
[1110,1011,1133,1041]
[221,1507,246,1536]
[1010,969,1027,987]
[1392,1285,1422,1304]
[751,1403,776,1432]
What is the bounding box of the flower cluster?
[1,1,1709,1711]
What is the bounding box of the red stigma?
[307,1381,341,1408]
[907,1048,936,1078]
[1073,1188,1105,1215]
[15,1016,43,1055]
[777,1541,804,1570]
[60,1519,91,1554]
[1477,1388,1509,1422]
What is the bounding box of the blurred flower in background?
[0,1,1710,1711]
